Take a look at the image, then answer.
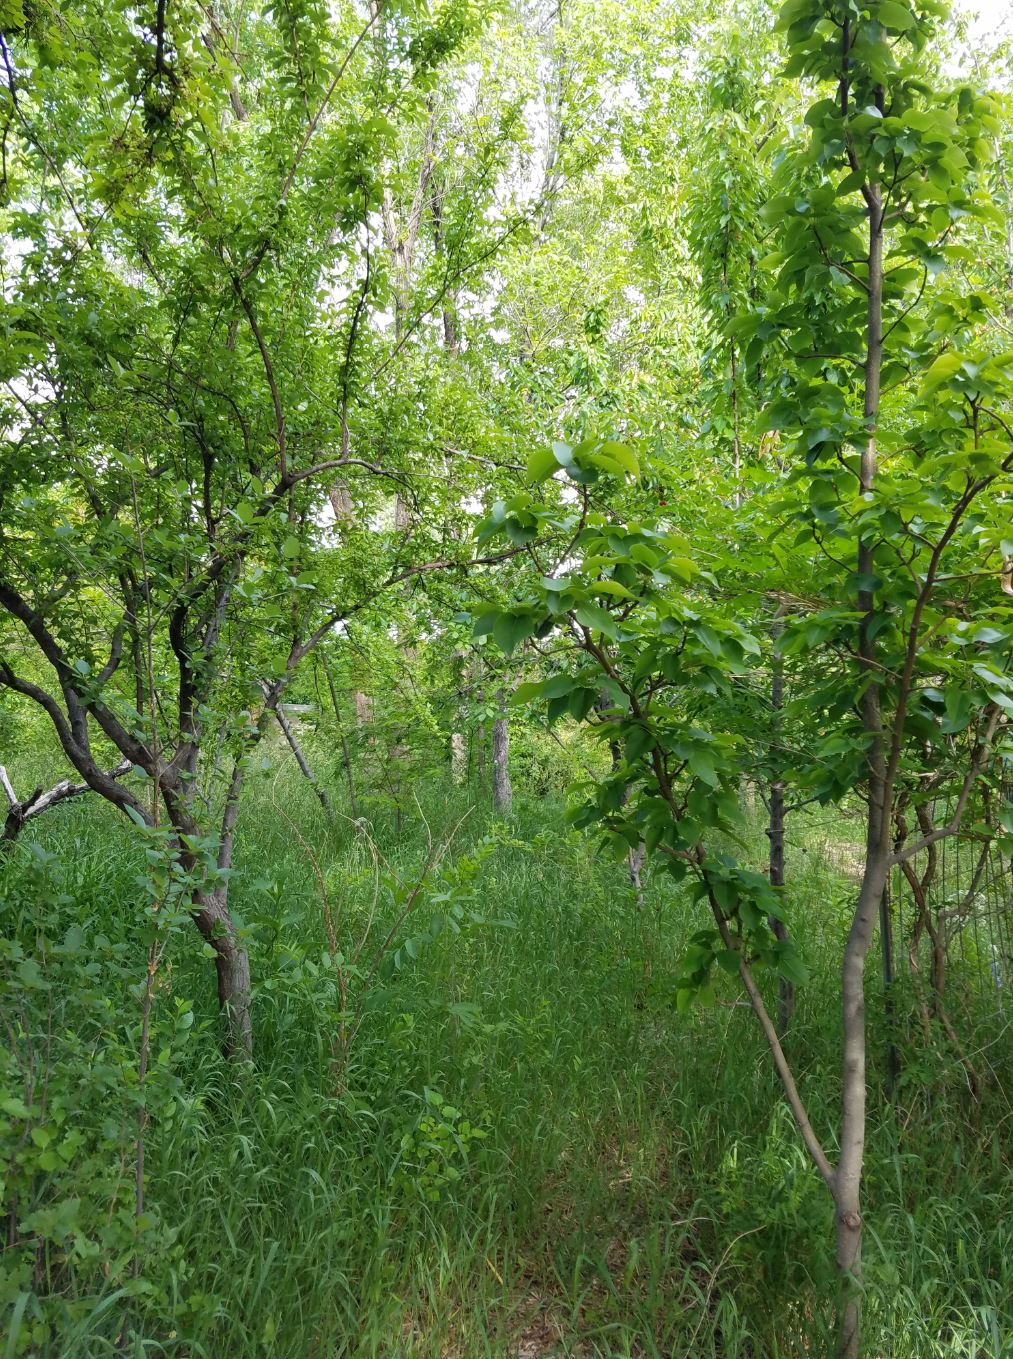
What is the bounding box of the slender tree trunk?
[768,772,793,1035]
[274,703,334,820]
[492,690,512,815]
[835,851,888,1357]
[322,658,359,817]
[767,611,794,1035]
[835,138,886,1355]
[602,697,647,909]
[473,652,486,788]
[627,840,646,909]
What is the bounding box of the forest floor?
[2,753,1011,1358]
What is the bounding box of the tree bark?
[835,107,886,1351]
[492,691,512,815]
[768,772,793,1035]
[192,884,253,1060]
[473,652,486,788]
[451,731,467,784]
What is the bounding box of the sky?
[957,0,1013,71]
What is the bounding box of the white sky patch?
[951,0,1013,77]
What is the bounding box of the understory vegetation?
[3,741,1012,1357]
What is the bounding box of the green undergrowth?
[1,761,1011,1358]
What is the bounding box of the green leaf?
[921,351,963,392]
[542,674,577,699]
[715,949,741,977]
[512,680,544,703]
[492,612,535,655]
[526,445,559,483]
[596,580,635,600]
[16,958,50,991]
[687,747,719,787]
[876,0,914,30]
[596,441,639,477]
[574,602,619,640]
[776,946,810,986]
[504,517,538,546]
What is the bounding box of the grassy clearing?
[1,755,1011,1358]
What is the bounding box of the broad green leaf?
[526,445,559,483]
[574,602,619,640]
[876,0,914,30]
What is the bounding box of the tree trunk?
[450,731,466,784]
[192,884,253,1060]
[322,658,359,817]
[768,772,794,1036]
[835,847,889,1358]
[274,703,334,820]
[627,840,646,909]
[473,652,486,788]
[834,138,886,1355]
[492,693,511,815]
[767,612,794,1036]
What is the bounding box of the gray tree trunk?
[450,731,466,784]
[491,693,511,815]
[193,884,253,1060]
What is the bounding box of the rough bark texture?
[192,884,253,1060]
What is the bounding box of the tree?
[0,0,514,1057]
[474,2,1012,1350]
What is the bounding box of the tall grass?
[1,751,1010,1358]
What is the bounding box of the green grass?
[1,750,1011,1358]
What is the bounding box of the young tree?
[474,2,1012,1350]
